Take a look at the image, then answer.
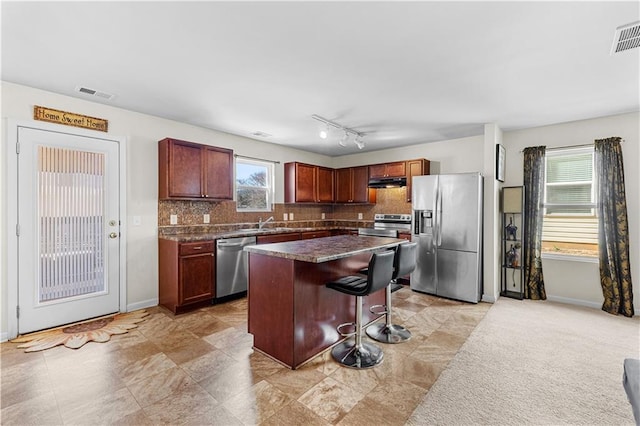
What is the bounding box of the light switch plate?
[170,214,178,225]
[283,213,288,221]
[289,213,294,220]
[203,214,210,224]
[358,213,363,220]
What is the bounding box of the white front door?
[15,126,121,334]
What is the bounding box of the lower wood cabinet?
[398,232,412,241]
[256,233,301,244]
[159,239,215,314]
[300,230,331,239]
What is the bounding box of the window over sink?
[235,157,274,212]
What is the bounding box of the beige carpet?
[408,298,640,425]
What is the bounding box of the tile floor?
[1,287,491,425]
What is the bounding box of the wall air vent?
[611,21,640,54]
[75,86,115,100]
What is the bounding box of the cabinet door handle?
[193,246,202,250]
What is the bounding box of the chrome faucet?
[258,216,274,229]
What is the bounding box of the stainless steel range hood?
[367,176,407,188]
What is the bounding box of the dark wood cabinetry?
[335,166,376,204]
[368,161,406,179]
[300,230,331,239]
[406,158,431,202]
[159,240,215,314]
[159,138,233,200]
[284,162,334,203]
[256,233,301,244]
[398,232,412,241]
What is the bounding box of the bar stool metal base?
[331,340,384,369]
[366,322,412,344]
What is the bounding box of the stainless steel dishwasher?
[216,236,256,299]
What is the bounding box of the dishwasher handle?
[217,242,244,249]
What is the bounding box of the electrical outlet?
[289,213,294,221]
[170,214,178,225]
[283,213,288,221]
[203,214,210,224]
[321,213,325,220]
[358,213,363,220]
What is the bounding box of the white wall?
[482,124,503,303]
[502,111,640,310]
[332,134,484,174]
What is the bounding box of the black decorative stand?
[500,186,525,299]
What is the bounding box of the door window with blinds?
[39,146,106,301]
[542,146,598,257]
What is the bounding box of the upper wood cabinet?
[284,162,334,203]
[406,158,431,202]
[159,138,233,200]
[368,161,406,179]
[335,166,376,204]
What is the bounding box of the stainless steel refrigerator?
[410,173,483,303]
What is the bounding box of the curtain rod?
[520,138,625,153]
[234,154,280,164]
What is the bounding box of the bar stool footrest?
[369,304,388,316]
[336,322,356,338]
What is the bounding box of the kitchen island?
[244,234,405,369]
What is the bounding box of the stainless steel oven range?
[358,213,411,237]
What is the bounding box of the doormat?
[11,310,149,352]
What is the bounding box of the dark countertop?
[158,226,344,242]
[244,234,405,263]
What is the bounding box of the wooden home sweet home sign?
[33,105,108,132]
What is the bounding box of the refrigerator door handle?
[436,185,442,247]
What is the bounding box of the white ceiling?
[2,1,638,156]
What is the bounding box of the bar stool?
[366,242,417,343]
[325,250,395,369]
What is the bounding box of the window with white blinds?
[544,147,595,215]
[542,146,598,254]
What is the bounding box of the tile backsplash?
[158,187,411,233]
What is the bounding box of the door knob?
[109,232,118,239]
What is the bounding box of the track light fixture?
[311,114,365,150]
[339,132,349,147]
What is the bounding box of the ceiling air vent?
[611,21,640,54]
[75,86,115,100]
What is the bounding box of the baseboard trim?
[482,294,497,303]
[0,332,8,343]
[127,298,158,312]
[546,295,602,310]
